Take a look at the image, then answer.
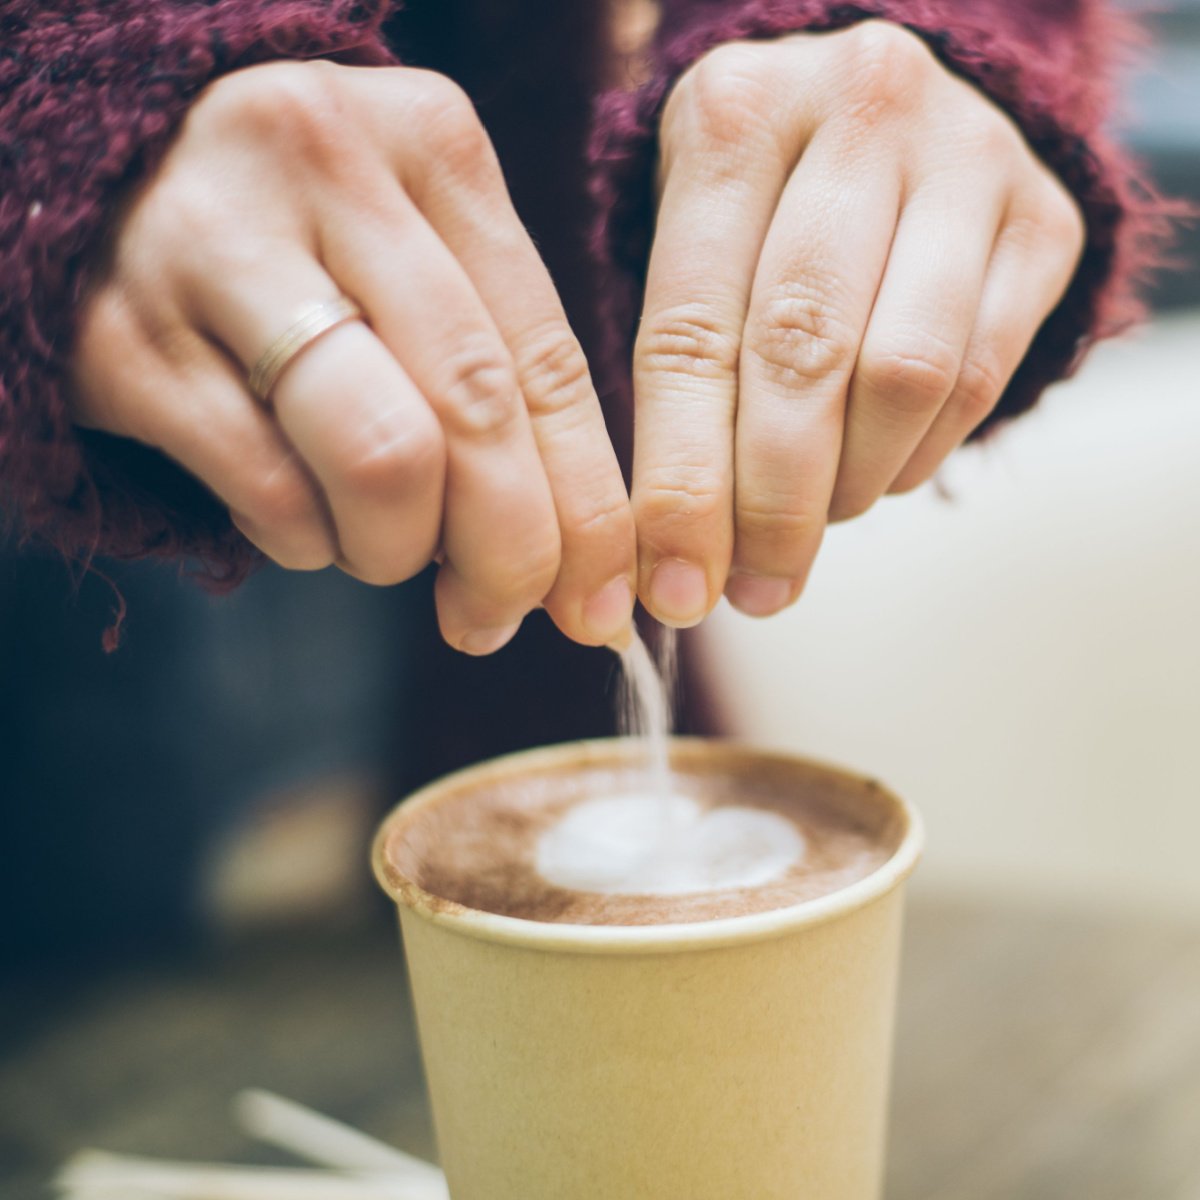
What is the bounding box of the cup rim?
[372,737,923,955]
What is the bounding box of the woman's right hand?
[70,60,637,654]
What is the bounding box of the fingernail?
[648,559,709,627]
[459,621,521,656]
[724,574,795,617]
[583,576,634,645]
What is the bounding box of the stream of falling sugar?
[617,625,678,797]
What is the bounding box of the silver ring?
[248,296,363,402]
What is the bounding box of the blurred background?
[1,2,1197,1197]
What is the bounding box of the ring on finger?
[248,296,364,402]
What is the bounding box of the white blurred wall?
[705,310,1200,914]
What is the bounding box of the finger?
[630,50,796,626]
[340,66,636,646]
[828,175,1003,522]
[72,292,335,570]
[316,178,562,653]
[727,120,900,616]
[181,243,447,588]
[889,182,1084,492]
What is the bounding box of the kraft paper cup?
[373,738,923,1200]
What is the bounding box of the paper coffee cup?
[373,738,923,1200]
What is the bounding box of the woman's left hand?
[632,21,1085,624]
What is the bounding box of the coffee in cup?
[387,748,904,926]
[374,738,921,1200]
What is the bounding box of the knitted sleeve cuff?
[0,0,397,583]
[588,0,1174,436]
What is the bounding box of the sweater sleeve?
[588,0,1174,436]
[0,0,398,586]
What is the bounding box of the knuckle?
[635,464,726,532]
[974,111,1021,161]
[695,39,767,79]
[747,282,859,389]
[669,44,776,148]
[339,407,445,503]
[173,221,278,293]
[563,489,636,545]
[408,72,491,173]
[637,307,742,380]
[490,537,563,607]
[526,543,565,599]
[1039,183,1086,254]
[1000,208,1045,256]
[841,21,933,111]
[736,493,821,542]
[246,463,320,532]
[71,290,193,439]
[953,354,1005,424]
[851,19,931,71]
[405,69,473,122]
[434,337,522,438]
[136,171,225,259]
[860,337,959,415]
[844,21,926,86]
[945,108,1022,171]
[436,113,491,181]
[206,62,343,149]
[515,328,594,418]
[73,286,127,366]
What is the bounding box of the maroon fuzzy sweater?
[0,0,1170,586]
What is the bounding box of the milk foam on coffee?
[383,630,902,926]
[387,755,900,926]
[540,628,811,898]
[536,790,806,895]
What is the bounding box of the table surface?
[3,892,1200,1200]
